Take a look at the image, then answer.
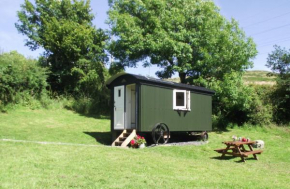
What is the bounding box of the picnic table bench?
[214,141,263,162]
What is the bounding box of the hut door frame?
[125,84,137,130]
[114,85,125,129]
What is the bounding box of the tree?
[108,0,257,83]
[15,0,108,92]
[266,45,290,77]
[266,45,290,124]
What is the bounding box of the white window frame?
[186,90,191,111]
[173,89,191,111]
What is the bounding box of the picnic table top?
[223,141,255,145]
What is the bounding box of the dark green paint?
[139,85,212,132]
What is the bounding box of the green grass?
[0,107,110,145]
[1,108,290,188]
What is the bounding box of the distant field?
[166,77,180,83]
[243,70,276,85]
[167,70,276,85]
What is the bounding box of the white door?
[114,86,125,129]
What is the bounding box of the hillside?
[242,70,276,85]
[166,71,276,85]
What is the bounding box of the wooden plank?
[121,129,136,147]
[241,150,263,157]
[112,129,127,146]
[221,145,232,158]
[223,141,255,146]
[218,151,235,155]
[112,129,137,147]
[214,147,235,152]
[248,144,259,160]
[236,146,245,162]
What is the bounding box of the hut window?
[173,90,191,111]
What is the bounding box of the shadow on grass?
[144,133,210,146]
[211,156,259,163]
[79,114,109,120]
[76,112,109,120]
[83,132,111,145]
[211,156,244,163]
[64,106,110,120]
[212,128,231,134]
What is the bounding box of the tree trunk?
[179,72,186,84]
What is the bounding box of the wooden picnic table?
[214,141,263,162]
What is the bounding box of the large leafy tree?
[108,0,257,83]
[267,45,290,124]
[15,0,108,92]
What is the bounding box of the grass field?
[0,107,110,145]
[1,108,290,188]
[242,70,276,85]
[167,70,277,85]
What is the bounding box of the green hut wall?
[139,85,212,132]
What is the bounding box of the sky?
[1,0,290,78]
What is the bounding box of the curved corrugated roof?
[106,73,215,95]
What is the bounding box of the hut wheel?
[152,123,170,144]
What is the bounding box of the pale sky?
[1,0,290,78]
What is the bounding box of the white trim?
[125,85,131,129]
[125,84,136,129]
[173,89,191,111]
[186,91,191,111]
[173,89,186,110]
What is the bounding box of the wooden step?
[115,141,123,146]
[214,147,236,153]
[123,133,130,137]
[119,137,127,141]
[112,129,136,147]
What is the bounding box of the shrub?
[193,72,272,129]
[0,51,48,110]
[271,79,290,124]
[249,85,273,125]
[70,58,110,115]
[68,90,110,116]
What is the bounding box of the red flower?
[141,137,144,139]
[130,140,135,145]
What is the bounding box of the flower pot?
[139,143,145,149]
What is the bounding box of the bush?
[271,78,290,124]
[249,85,273,125]
[68,89,110,116]
[0,51,48,111]
[193,72,272,129]
[70,58,111,115]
